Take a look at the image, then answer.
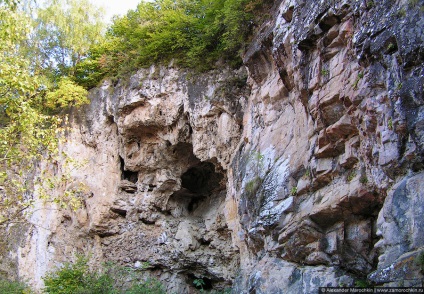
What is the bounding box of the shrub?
[0,279,30,294]
[43,255,166,294]
[126,278,166,294]
[43,255,114,294]
[45,78,89,110]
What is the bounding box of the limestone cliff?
[3,0,424,293]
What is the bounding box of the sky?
[89,0,141,23]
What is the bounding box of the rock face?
[2,0,424,293]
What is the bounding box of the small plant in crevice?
[355,279,370,288]
[347,170,357,182]
[397,8,406,17]
[290,186,298,196]
[415,251,424,274]
[304,169,311,178]
[245,177,262,194]
[396,82,403,90]
[352,72,364,89]
[321,69,329,76]
[249,150,265,176]
[359,175,368,184]
[388,117,393,130]
[193,278,205,291]
[408,0,419,7]
[387,43,395,52]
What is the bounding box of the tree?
[77,0,258,83]
[0,1,90,226]
[32,0,105,79]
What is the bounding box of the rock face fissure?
[1,0,424,293]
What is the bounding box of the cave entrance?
[181,162,223,196]
[168,160,225,215]
[120,156,138,183]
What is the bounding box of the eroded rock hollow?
[2,0,424,293]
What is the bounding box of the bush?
[43,255,114,294]
[43,255,166,294]
[45,78,89,110]
[126,278,166,294]
[0,279,31,294]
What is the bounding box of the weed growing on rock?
[290,187,298,196]
[388,117,393,130]
[321,69,329,76]
[415,251,424,274]
[353,72,364,89]
[397,8,406,17]
[193,278,205,290]
[355,279,370,288]
[245,177,262,194]
[408,0,419,7]
[347,170,357,182]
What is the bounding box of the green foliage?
[354,279,369,288]
[45,78,89,109]
[32,0,106,79]
[290,187,297,196]
[304,169,311,178]
[126,279,165,294]
[245,177,261,194]
[408,0,419,7]
[397,8,406,17]
[43,255,115,294]
[0,1,94,226]
[0,3,62,226]
[347,170,357,182]
[415,251,424,274]
[43,256,166,294]
[352,72,364,89]
[249,150,264,176]
[193,278,205,290]
[77,0,261,85]
[0,279,31,294]
[388,117,393,130]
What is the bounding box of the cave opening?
[187,274,214,291]
[181,161,223,195]
[168,160,225,216]
[120,156,138,183]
